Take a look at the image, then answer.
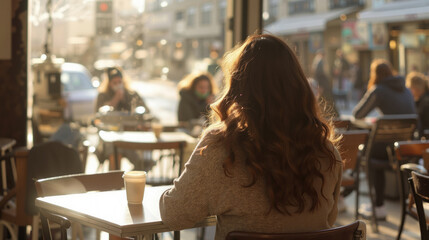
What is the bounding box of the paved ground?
[81,79,422,239]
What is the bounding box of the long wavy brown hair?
[367,59,394,90]
[204,34,338,214]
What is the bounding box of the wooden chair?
[0,138,16,197]
[225,220,366,240]
[409,171,429,240]
[34,171,125,240]
[337,130,369,219]
[362,114,418,232]
[0,141,84,240]
[39,208,71,240]
[113,140,186,186]
[391,140,429,240]
[0,148,34,240]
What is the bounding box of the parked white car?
[61,62,98,123]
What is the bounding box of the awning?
[264,7,357,36]
[359,0,429,23]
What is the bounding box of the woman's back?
[160,133,342,240]
[354,76,416,118]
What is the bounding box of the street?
[129,78,180,125]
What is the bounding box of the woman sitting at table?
[352,59,416,219]
[177,72,218,127]
[95,67,154,171]
[160,34,342,240]
[95,66,150,113]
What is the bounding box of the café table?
[35,185,217,240]
[98,130,198,170]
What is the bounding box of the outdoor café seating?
[390,140,429,240]
[337,129,369,219]
[361,114,418,231]
[113,139,186,186]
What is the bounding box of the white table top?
[35,186,216,237]
[99,130,197,144]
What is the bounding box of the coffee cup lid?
[123,171,147,179]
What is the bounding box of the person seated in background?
[95,66,150,113]
[177,72,218,135]
[94,67,154,171]
[353,59,416,219]
[160,34,342,240]
[406,71,429,137]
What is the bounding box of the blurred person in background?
[96,66,150,113]
[177,72,218,128]
[353,59,416,219]
[311,49,338,118]
[406,71,429,136]
[160,34,342,240]
[94,67,154,171]
[332,49,350,91]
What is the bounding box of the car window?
[61,71,93,91]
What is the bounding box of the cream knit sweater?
[160,132,342,240]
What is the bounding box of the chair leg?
[366,162,379,233]
[198,227,206,240]
[32,215,40,240]
[0,224,4,240]
[71,222,77,240]
[96,229,101,240]
[18,226,25,240]
[76,223,84,240]
[397,171,408,240]
[397,212,406,240]
[173,230,180,240]
[355,182,359,220]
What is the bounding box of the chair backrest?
[365,114,418,160]
[35,171,125,197]
[333,119,351,131]
[34,171,124,240]
[410,171,429,240]
[394,140,429,162]
[26,141,84,215]
[225,220,366,240]
[113,140,187,185]
[338,130,369,170]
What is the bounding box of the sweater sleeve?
[159,136,212,230]
[327,147,343,227]
[353,88,377,119]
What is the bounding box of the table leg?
[174,231,180,240]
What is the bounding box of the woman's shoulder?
[199,128,223,146]
[179,89,195,99]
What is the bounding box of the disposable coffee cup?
[152,122,163,139]
[123,171,147,204]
